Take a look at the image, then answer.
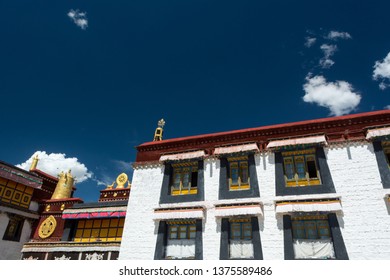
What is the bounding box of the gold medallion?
[38,215,57,239]
[116,173,128,188]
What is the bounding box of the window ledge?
[273,193,342,203]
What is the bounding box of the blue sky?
[1,1,390,202]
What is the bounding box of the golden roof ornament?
[29,154,39,171]
[106,181,115,189]
[153,118,165,141]
[51,169,75,199]
[116,173,128,189]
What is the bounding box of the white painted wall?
[120,143,390,260]
[325,143,390,260]
[119,165,164,259]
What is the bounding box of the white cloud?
[326,31,352,40]
[373,52,390,90]
[319,44,337,69]
[304,37,317,48]
[303,75,361,116]
[112,160,133,172]
[17,151,93,183]
[67,9,88,30]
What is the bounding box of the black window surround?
[219,154,260,200]
[154,219,203,260]
[219,216,263,260]
[275,147,336,196]
[160,160,204,204]
[2,215,24,242]
[283,213,348,260]
[373,141,390,189]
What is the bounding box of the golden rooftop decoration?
[105,173,131,189]
[29,154,39,171]
[153,118,165,141]
[51,170,75,200]
[116,173,128,188]
[38,215,57,239]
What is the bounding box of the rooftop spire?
[153,118,165,141]
[29,154,39,171]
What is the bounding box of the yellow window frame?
[171,162,198,196]
[282,149,321,187]
[228,156,250,191]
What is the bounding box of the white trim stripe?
[267,135,327,149]
[275,200,342,214]
[366,127,390,139]
[214,205,263,217]
[159,150,206,162]
[153,209,204,220]
[214,143,259,155]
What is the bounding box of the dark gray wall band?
[282,215,295,260]
[373,141,390,189]
[154,221,167,260]
[328,213,349,260]
[275,147,336,196]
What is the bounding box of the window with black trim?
[228,156,249,191]
[154,219,203,260]
[229,218,254,259]
[282,149,321,187]
[3,215,24,242]
[219,216,263,259]
[275,147,335,196]
[166,222,196,259]
[171,162,198,196]
[160,161,204,204]
[291,215,335,259]
[219,154,260,200]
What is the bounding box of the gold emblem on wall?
[116,173,128,188]
[38,215,57,239]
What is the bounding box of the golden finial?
[153,118,165,141]
[51,170,75,199]
[106,181,115,189]
[29,154,39,171]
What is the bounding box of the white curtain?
[229,240,254,259]
[166,239,196,259]
[293,239,335,259]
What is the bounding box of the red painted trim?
[30,169,59,182]
[135,110,390,163]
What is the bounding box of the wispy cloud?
[67,9,88,30]
[112,160,133,172]
[319,44,337,69]
[91,159,133,188]
[373,52,390,90]
[326,31,352,41]
[17,151,93,183]
[303,75,361,116]
[304,37,317,48]
[384,105,390,110]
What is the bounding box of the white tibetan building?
[120,111,390,260]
